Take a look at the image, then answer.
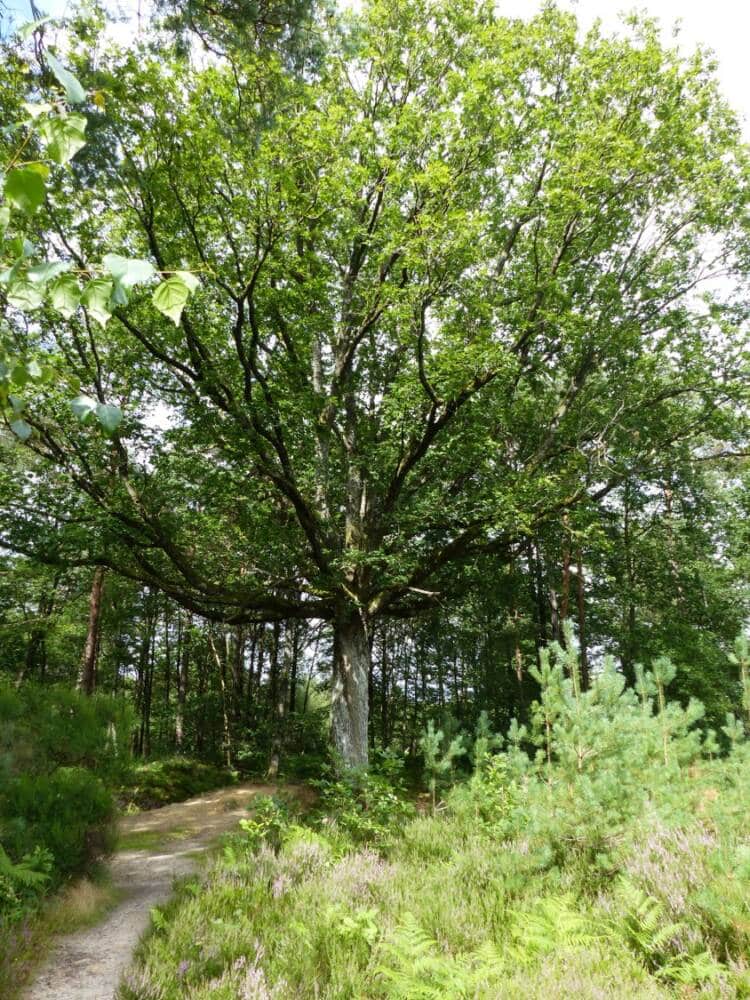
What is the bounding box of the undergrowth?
[119,633,750,998]
[117,757,239,812]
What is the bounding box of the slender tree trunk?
[622,482,637,683]
[268,621,293,778]
[576,549,589,690]
[560,516,571,628]
[380,627,390,745]
[209,631,233,768]
[196,645,207,754]
[162,600,171,747]
[549,584,561,643]
[527,540,545,664]
[288,625,299,715]
[175,612,191,750]
[246,625,261,727]
[140,623,155,759]
[511,598,525,712]
[331,612,370,769]
[77,566,106,695]
[16,576,59,687]
[231,626,245,723]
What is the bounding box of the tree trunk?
[560,517,571,628]
[576,548,589,690]
[380,627,390,745]
[331,612,370,769]
[77,566,106,695]
[175,612,191,750]
[209,632,233,768]
[231,626,245,723]
[268,621,293,778]
[288,624,299,715]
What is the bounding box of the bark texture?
[331,613,370,769]
[77,567,106,695]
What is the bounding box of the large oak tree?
[2,0,749,766]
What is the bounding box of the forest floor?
[24,781,298,1000]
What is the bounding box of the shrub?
[118,757,237,811]
[0,678,129,927]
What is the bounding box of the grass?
[0,871,121,997]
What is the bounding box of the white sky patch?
[499,0,749,137]
[144,400,176,432]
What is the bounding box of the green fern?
[616,878,684,964]
[377,913,505,999]
[658,950,726,986]
[0,844,50,890]
[615,878,727,986]
[508,894,601,965]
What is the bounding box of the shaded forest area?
[3,466,749,774]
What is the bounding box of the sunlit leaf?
[70,394,97,422]
[27,261,70,284]
[7,281,43,310]
[49,273,80,318]
[175,270,200,292]
[4,167,47,216]
[80,278,113,327]
[39,114,87,164]
[96,402,123,433]
[103,253,156,288]
[152,276,192,325]
[45,52,86,105]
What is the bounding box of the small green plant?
[0,845,51,925]
[419,721,466,813]
[312,770,415,846]
[238,795,292,852]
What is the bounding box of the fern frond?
[509,894,600,965]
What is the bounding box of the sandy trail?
[25,782,289,1000]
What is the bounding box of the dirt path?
[25,782,291,1000]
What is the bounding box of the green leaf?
[45,52,86,105]
[152,276,192,325]
[0,259,23,286]
[39,114,87,165]
[10,418,32,441]
[18,16,54,40]
[80,278,113,327]
[175,270,200,292]
[8,394,24,413]
[11,362,30,385]
[27,261,70,284]
[111,281,129,306]
[49,273,81,318]
[26,360,42,379]
[0,205,9,235]
[4,167,46,216]
[7,281,43,310]
[96,402,122,433]
[70,394,97,422]
[23,101,53,120]
[103,253,156,288]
